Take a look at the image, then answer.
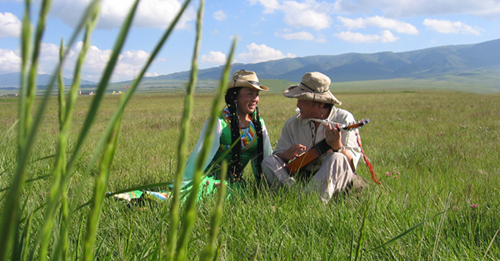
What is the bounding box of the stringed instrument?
[285,119,370,174]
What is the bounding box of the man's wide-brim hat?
[283,72,342,105]
[228,69,269,91]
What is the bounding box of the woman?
[114,70,272,202]
[180,69,272,197]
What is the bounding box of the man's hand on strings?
[325,123,343,151]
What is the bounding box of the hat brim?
[283,84,342,105]
[228,81,269,91]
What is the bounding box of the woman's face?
[237,87,260,116]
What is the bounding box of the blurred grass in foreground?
[0,0,238,260]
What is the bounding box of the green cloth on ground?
[112,175,237,203]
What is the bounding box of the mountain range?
[148,38,500,83]
[0,72,95,88]
[2,38,499,88]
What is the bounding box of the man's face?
[296,99,321,119]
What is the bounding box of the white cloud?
[274,31,315,40]
[0,48,21,73]
[213,10,227,21]
[283,1,332,30]
[0,12,21,38]
[145,72,159,77]
[238,43,296,63]
[423,19,482,35]
[81,46,153,82]
[249,0,281,14]
[51,0,196,29]
[338,16,418,35]
[6,42,155,82]
[334,0,500,18]
[335,30,398,43]
[201,51,226,64]
[250,0,333,30]
[121,49,150,65]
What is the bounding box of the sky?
[1,0,500,83]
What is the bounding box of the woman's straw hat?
[228,69,269,91]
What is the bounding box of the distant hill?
[0,72,95,87]
[3,38,499,92]
[142,38,500,83]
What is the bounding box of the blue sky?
[1,0,500,82]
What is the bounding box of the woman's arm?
[180,118,222,186]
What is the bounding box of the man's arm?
[273,117,308,162]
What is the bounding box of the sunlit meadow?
[1,90,499,260]
[0,0,499,260]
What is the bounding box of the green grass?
[1,90,499,260]
[1,0,499,260]
[0,0,232,260]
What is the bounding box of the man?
[262,72,366,202]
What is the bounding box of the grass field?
[2,0,499,259]
[1,90,499,260]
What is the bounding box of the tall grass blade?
[57,39,66,127]
[354,198,370,261]
[349,229,354,261]
[1,120,19,147]
[76,0,194,200]
[77,0,142,258]
[418,198,430,261]
[38,37,65,261]
[56,0,196,256]
[18,0,31,143]
[82,109,124,261]
[432,193,451,261]
[172,1,206,259]
[67,0,194,229]
[198,39,236,261]
[21,214,33,261]
[22,0,101,162]
[175,32,236,261]
[367,210,448,252]
[64,0,134,178]
[93,232,110,261]
[38,5,100,260]
[53,191,70,261]
[0,175,51,193]
[14,211,33,261]
[124,215,136,257]
[162,0,196,258]
[481,226,500,261]
[0,0,50,259]
[0,0,101,258]
[251,243,260,261]
[75,215,85,260]
[65,0,140,227]
[54,18,95,259]
[199,161,227,261]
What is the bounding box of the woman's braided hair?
[224,87,264,183]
